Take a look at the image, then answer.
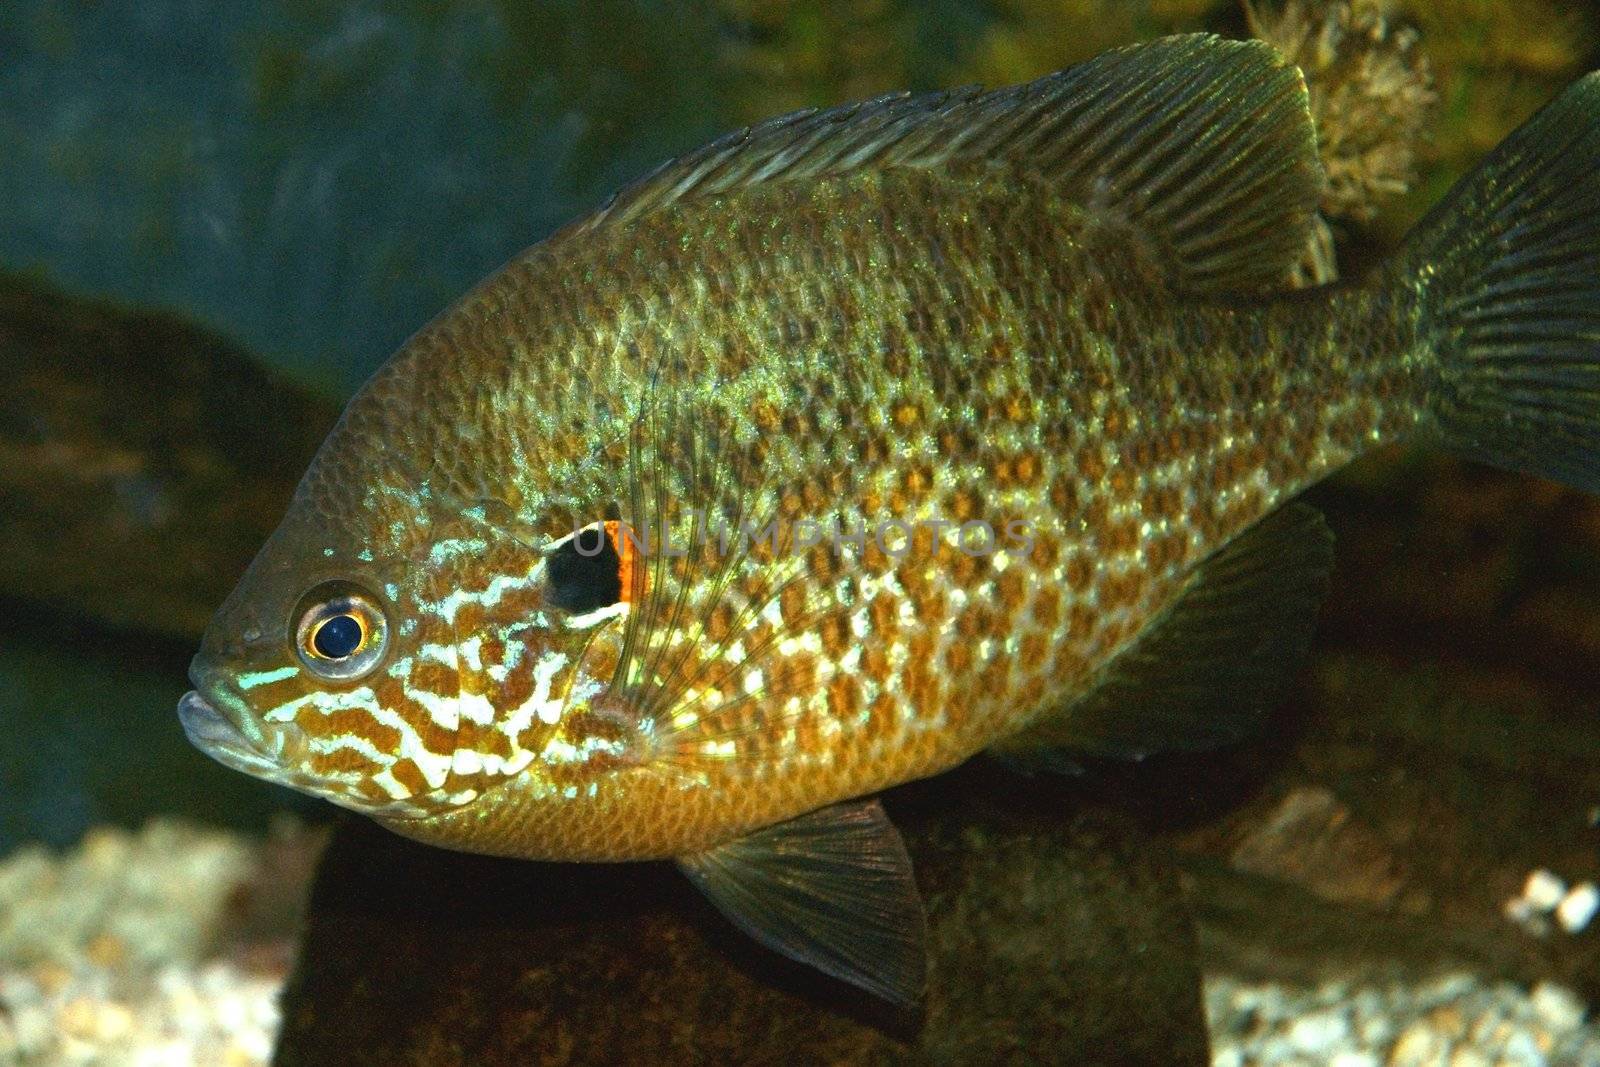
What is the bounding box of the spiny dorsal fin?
[993,502,1334,761]
[571,34,1323,293]
[677,798,926,1007]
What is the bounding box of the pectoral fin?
[994,501,1334,761]
[677,798,926,1007]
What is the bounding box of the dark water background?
[0,0,985,854]
[1,0,1598,863]
[0,1,984,397]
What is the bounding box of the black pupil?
[547,527,622,614]
[314,613,364,659]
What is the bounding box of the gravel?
[0,819,314,1066]
[1207,971,1600,1066]
[4,819,1598,1064]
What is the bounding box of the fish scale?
[356,164,1420,860]
[180,34,1600,1005]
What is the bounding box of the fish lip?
[177,686,283,778]
[177,689,253,755]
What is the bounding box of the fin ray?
[570,34,1322,293]
[677,798,926,1006]
[1399,72,1600,493]
[995,502,1334,760]
[601,383,836,770]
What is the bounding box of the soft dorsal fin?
[571,34,1323,293]
[993,502,1334,761]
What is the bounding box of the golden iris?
[293,582,388,680]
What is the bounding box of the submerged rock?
[274,779,1211,1065]
[1227,786,1408,910]
[0,273,337,640]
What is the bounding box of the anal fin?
[677,798,926,1007]
[995,502,1334,761]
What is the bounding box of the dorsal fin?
[569,34,1323,293]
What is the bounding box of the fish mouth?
[177,687,286,779]
[176,670,444,820]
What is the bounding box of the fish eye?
[293,581,388,681]
[312,613,363,659]
[546,521,633,616]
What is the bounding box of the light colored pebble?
[1331,1053,1380,1067]
[1290,1009,1350,1050]
[1390,1020,1448,1065]
[1429,1004,1468,1041]
[1207,972,1600,1067]
[1523,869,1567,912]
[1530,982,1586,1032]
[1500,1029,1544,1063]
[1557,883,1599,935]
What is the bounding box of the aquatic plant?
[1247,0,1436,226]
[952,0,1217,88]
[717,0,920,119]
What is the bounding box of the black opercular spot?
[547,527,622,614]
[313,614,364,659]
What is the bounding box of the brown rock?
[0,272,337,639]
[1229,786,1406,908]
[274,774,1211,1066]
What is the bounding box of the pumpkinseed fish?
[179,34,1600,1004]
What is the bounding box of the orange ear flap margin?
[604,519,641,605]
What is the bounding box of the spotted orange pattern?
[188,64,1430,859]
[259,163,1429,862]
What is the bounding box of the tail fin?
[1400,73,1600,494]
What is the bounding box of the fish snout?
[177,690,256,757]
[176,678,294,780]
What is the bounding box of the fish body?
[181,35,1600,1004]
[280,172,1407,861]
